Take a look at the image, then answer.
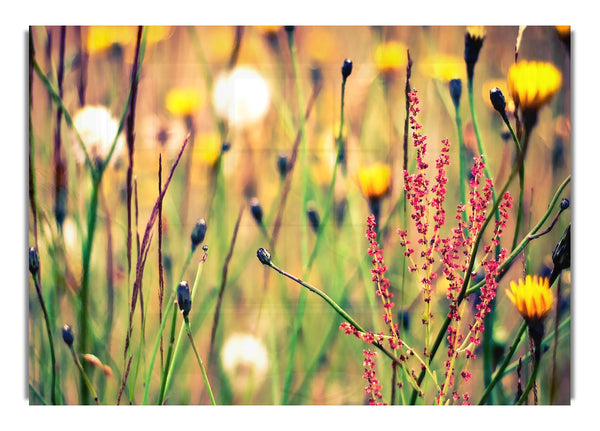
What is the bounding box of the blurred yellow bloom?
[420,55,464,82]
[375,41,408,74]
[165,87,205,117]
[86,26,171,54]
[193,132,222,166]
[358,163,391,201]
[508,61,562,112]
[506,275,553,323]
[255,26,281,35]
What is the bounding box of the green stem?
[478,321,527,405]
[184,319,216,405]
[68,345,100,405]
[31,272,58,405]
[516,343,541,405]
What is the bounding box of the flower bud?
[256,248,272,265]
[560,198,570,210]
[250,197,263,225]
[29,247,39,276]
[341,59,353,80]
[306,203,320,233]
[449,78,462,109]
[489,87,507,115]
[62,324,74,347]
[191,218,207,252]
[277,152,288,180]
[311,66,323,88]
[177,281,192,319]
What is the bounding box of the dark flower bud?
[306,203,320,233]
[191,218,207,252]
[221,141,231,152]
[560,198,570,210]
[311,66,323,88]
[256,248,272,265]
[464,30,485,79]
[177,281,192,319]
[449,78,462,109]
[29,247,39,276]
[549,224,571,286]
[341,58,353,80]
[277,152,288,180]
[489,87,507,115]
[284,26,295,33]
[202,244,209,252]
[250,197,263,225]
[62,324,74,347]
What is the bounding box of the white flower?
[213,66,271,128]
[221,333,269,390]
[72,105,125,165]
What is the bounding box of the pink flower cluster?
[362,350,385,405]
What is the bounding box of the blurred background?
[28,25,570,405]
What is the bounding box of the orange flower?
[375,41,408,74]
[506,275,553,323]
[507,61,562,112]
[358,163,391,201]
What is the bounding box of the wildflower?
[165,87,204,117]
[374,41,408,75]
[192,132,222,167]
[213,66,271,128]
[341,58,353,80]
[507,61,562,130]
[221,333,269,392]
[506,275,553,324]
[420,55,464,82]
[358,163,391,202]
[362,350,385,405]
[86,26,171,54]
[72,105,125,166]
[177,281,192,319]
[255,26,281,36]
[62,324,74,347]
[464,26,486,80]
[190,218,207,252]
[256,248,272,266]
[358,163,391,223]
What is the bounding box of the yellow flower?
[466,26,486,40]
[507,61,562,112]
[304,27,337,63]
[506,275,554,323]
[165,87,205,117]
[375,41,408,74]
[555,26,570,38]
[86,26,171,54]
[420,55,464,82]
[193,132,222,167]
[255,25,282,35]
[358,163,392,201]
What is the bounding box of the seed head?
[341,59,353,80]
[177,281,192,319]
[256,248,272,266]
[560,198,570,210]
[29,247,39,276]
[306,203,320,233]
[62,324,74,347]
[191,218,207,252]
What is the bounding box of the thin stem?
[184,319,216,405]
[68,345,100,405]
[31,271,58,405]
[516,345,540,405]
